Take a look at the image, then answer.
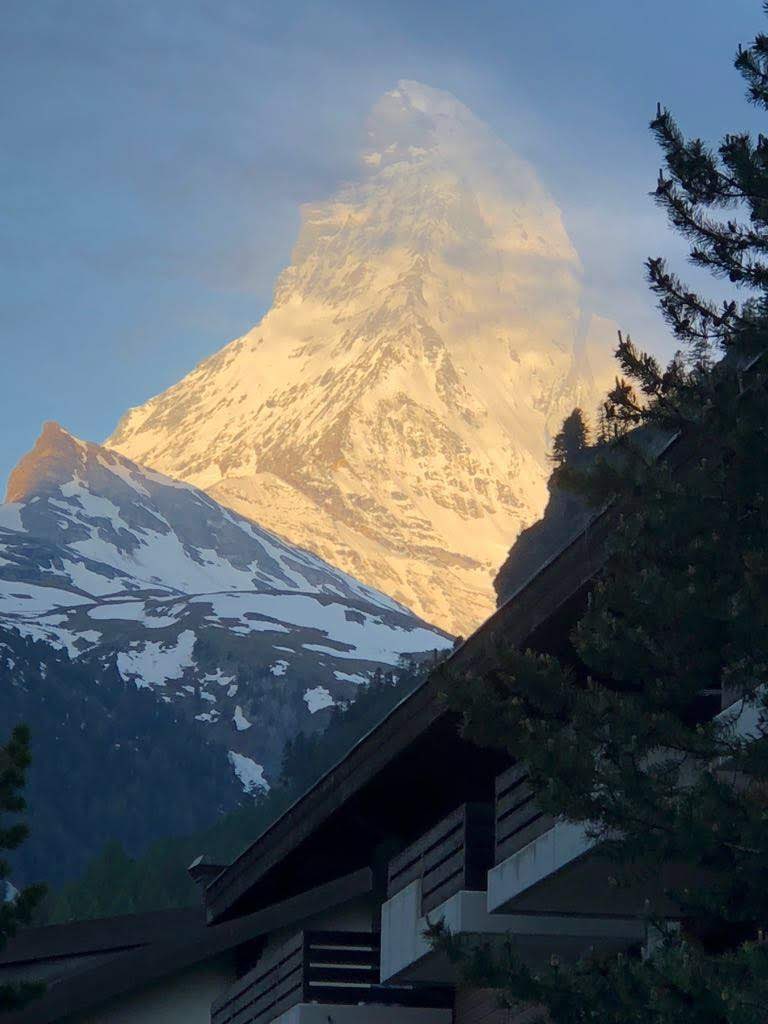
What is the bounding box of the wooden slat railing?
[211,929,452,1024]
[304,931,379,1001]
[387,803,494,915]
[211,930,305,1024]
[211,931,379,1024]
[494,764,554,865]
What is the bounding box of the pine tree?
[0,725,45,1012]
[438,6,768,1022]
[550,408,589,468]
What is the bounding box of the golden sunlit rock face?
[108,81,616,635]
[5,421,87,504]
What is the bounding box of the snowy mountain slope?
[107,80,616,635]
[0,626,246,887]
[0,421,451,794]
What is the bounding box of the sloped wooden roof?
[4,869,371,1024]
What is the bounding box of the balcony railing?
[211,929,451,1024]
[494,764,554,865]
[387,803,494,915]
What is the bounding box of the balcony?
[488,763,593,915]
[210,930,452,1024]
[494,763,555,865]
[488,760,715,918]
[380,797,646,986]
[382,802,507,983]
[387,802,495,917]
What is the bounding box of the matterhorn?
[108,81,615,634]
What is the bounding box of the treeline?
[0,629,243,889]
[43,657,439,922]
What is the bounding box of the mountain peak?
[362,80,482,172]
[107,84,617,634]
[389,80,474,119]
[5,421,86,504]
[40,420,70,438]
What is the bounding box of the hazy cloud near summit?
[1,0,763,487]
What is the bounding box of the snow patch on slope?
[233,705,252,731]
[228,751,269,793]
[116,630,196,689]
[304,686,335,714]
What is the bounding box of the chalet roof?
[0,906,205,967]
[4,868,371,1024]
[204,481,622,923]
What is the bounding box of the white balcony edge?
[480,690,762,919]
[382,880,525,982]
[487,819,594,913]
[381,876,642,984]
[271,1004,452,1024]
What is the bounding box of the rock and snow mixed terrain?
[0,421,451,796]
[108,80,616,634]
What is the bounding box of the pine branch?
[736,32,768,108]
[651,106,728,205]
[646,258,740,349]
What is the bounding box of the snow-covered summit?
[108,82,616,634]
[360,81,479,169]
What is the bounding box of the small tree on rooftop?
[550,408,589,469]
[0,725,45,1012]
[434,5,768,1022]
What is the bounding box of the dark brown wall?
[453,988,545,1024]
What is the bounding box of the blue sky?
[1,0,763,489]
